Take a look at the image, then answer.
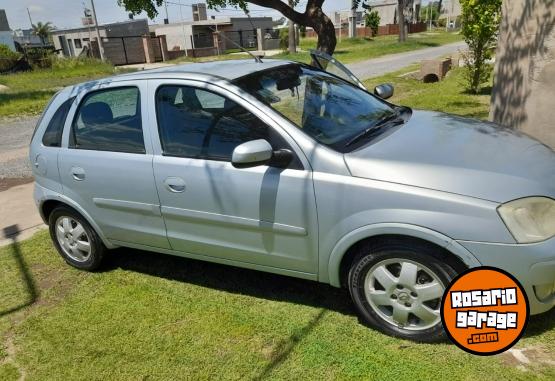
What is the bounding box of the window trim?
[153,83,303,169]
[69,85,146,154]
[41,96,75,148]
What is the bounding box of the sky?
[2,0,434,31]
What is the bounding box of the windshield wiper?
[344,111,404,147]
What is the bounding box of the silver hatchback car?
[30,54,555,342]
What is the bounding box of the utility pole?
[26,7,34,27]
[164,0,169,24]
[288,0,296,53]
[90,0,105,60]
[349,0,357,38]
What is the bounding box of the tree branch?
[245,0,308,24]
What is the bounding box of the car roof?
[146,59,293,79]
[67,59,299,97]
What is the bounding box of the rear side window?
[42,97,75,147]
[70,87,145,154]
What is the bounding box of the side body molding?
[325,223,482,287]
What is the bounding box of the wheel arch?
[326,223,482,288]
[39,195,117,249]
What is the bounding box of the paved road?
[346,41,467,80]
[0,116,38,179]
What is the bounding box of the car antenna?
[208,10,263,63]
[208,26,263,63]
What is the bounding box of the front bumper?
[458,236,555,315]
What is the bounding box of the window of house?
[70,87,145,154]
[74,39,82,49]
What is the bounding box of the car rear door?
[147,79,318,275]
[58,81,170,249]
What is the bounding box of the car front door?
[147,79,318,275]
[310,49,367,90]
[58,81,170,249]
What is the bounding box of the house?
[366,0,422,26]
[50,19,150,63]
[150,16,273,54]
[13,29,45,48]
[332,10,365,27]
[0,9,16,51]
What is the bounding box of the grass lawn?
[1,230,553,380]
[0,60,117,118]
[274,31,463,64]
[364,65,493,120]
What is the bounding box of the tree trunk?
[247,0,337,54]
[308,4,337,54]
[288,0,296,53]
[398,0,407,42]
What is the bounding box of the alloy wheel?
[363,258,444,331]
[55,216,91,262]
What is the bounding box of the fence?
[220,29,258,51]
[305,22,427,38]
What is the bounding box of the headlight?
[497,197,555,243]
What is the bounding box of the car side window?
[42,96,75,147]
[70,87,145,154]
[155,85,300,166]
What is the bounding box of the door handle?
[71,166,85,181]
[164,177,186,193]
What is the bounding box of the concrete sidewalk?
[0,182,45,246]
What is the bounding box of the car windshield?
[234,63,403,151]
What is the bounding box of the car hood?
[344,110,555,203]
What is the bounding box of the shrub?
[460,0,502,93]
[365,10,380,37]
[0,44,22,73]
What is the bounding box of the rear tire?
[48,206,106,271]
[347,239,457,342]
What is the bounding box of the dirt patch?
[0,177,33,192]
[500,345,555,371]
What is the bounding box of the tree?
[460,0,502,93]
[365,9,380,37]
[32,21,53,45]
[437,0,443,18]
[397,0,407,42]
[118,0,337,54]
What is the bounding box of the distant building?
[192,3,208,22]
[0,9,16,51]
[13,29,44,48]
[366,0,421,26]
[439,0,462,25]
[51,19,149,59]
[150,16,273,52]
[332,10,365,27]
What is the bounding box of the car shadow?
[0,224,39,318]
[101,247,555,339]
[101,247,355,316]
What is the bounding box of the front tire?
[348,239,457,342]
[48,206,106,271]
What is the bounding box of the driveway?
[346,41,467,80]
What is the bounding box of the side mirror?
[232,139,273,168]
[374,84,394,100]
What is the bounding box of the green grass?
[0,59,117,118]
[1,231,553,380]
[364,64,493,120]
[274,31,463,64]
